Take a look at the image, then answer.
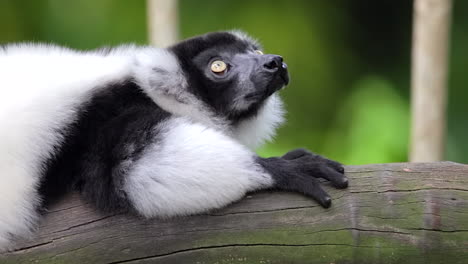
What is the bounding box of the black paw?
[282,148,345,175]
[259,149,348,208]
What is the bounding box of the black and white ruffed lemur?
[0,31,348,250]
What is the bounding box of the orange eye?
[211,60,227,73]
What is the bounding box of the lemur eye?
[255,50,264,55]
[210,60,227,74]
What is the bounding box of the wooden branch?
[147,0,179,47]
[410,0,452,162]
[1,162,468,263]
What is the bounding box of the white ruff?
[233,94,285,149]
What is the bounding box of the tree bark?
[1,162,467,264]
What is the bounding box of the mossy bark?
[1,162,467,264]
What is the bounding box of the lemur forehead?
[200,32,261,54]
[228,30,262,50]
[170,31,261,60]
[198,31,262,57]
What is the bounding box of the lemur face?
[170,32,289,121]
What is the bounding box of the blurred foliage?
[0,0,467,164]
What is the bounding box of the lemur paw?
[260,148,348,208]
[282,148,347,178]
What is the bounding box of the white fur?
[123,118,273,217]
[234,94,285,149]
[0,44,136,249]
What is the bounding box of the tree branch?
[1,162,468,263]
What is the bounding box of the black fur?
[39,81,170,211]
[169,32,257,63]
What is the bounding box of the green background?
[1,0,467,165]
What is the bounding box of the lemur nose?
[263,55,283,71]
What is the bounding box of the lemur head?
[168,31,289,122]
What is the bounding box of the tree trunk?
[147,0,179,47]
[1,162,467,264]
[410,0,452,162]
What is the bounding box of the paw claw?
[321,196,332,208]
[334,177,349,189]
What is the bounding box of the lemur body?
[0,32,348,250]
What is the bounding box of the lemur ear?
[133,48,187,96]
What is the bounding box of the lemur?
[0,31,348,250]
